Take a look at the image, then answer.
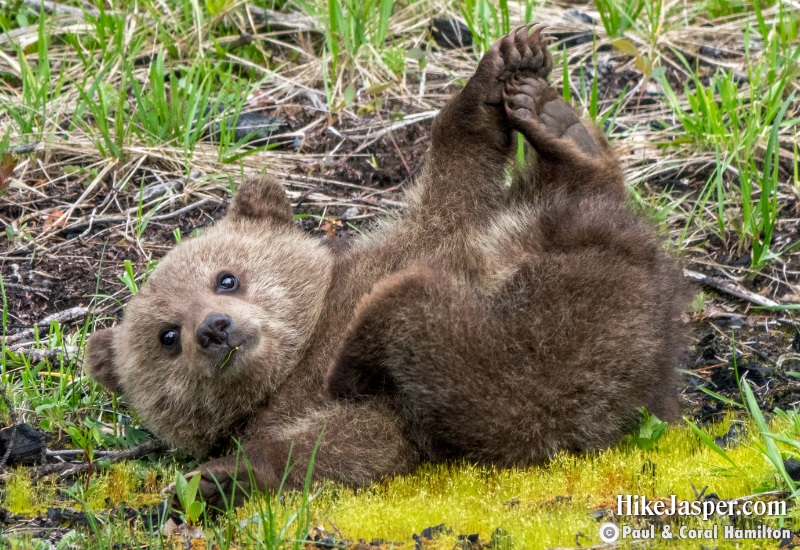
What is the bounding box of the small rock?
[551,10,596,48]
[784,458,800,481]
[644,80,661,95]
[431,18,472,49]
[422,523,448,539]
[342,207,361,219]
[47,508,91,527]
[590,509,613,521]
[0,423,49,466]
[0,505,17,525]
[699,45,724,59]
[714,423,746,449]
[205,107,293,148]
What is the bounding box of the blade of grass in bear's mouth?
[220,347,239,370]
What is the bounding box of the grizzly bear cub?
[85,25,689,506]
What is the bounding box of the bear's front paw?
[163,458,248,510]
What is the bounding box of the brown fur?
[84,25,689,506]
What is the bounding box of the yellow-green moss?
[3,468,55,516]
[5,416,797,549]
[314,417,795,548]
[68,462,168,511]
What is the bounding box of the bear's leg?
[406,25,552,233]
[326,258,686,467]
[326,265,579,465]
[504,76,626,203]
[170,401,419,508]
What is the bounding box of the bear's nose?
[196,313,233,349]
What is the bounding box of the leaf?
[686,419,740,469]
[174,472,188,509]
[364,82,392,95]
[405,47,426,61]
[634,408,667,450]
[44,210,65,230]
[185,471,202,506]
[343,83,356,106]
[612,38,639,57]
[742,379,796,490]
[634,54,651,77]
[186,500,204,524]
[0,153,17,194]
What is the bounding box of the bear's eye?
[159,328,180,351]
[217,272,239,292]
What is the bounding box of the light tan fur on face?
[95,220,332,453]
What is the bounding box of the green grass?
[657,32,800,269]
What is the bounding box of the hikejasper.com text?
[617,495,786,521]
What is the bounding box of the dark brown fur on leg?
[329,202,688,465]
[185,401,419,507]
[407,25,554,233]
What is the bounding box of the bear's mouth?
[219,345,239,371]
[206,336,248,374]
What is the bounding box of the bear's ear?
[84,328,122,394]
[227,176,293,225]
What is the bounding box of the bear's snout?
[196,313,235,351]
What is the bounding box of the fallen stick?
[4,306,87,345]
[33,439,166,480]
[20,0,94,15]
[47,448,136,458]
[7,347,80,364]
[58,197,216,236]
[683,269,780,308]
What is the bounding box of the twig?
[1,282,50,294]
[149,198,215,221]
[722,489,787,503]
[41,306,88,326]
[20,0,97,16]
[7,346,80,364]
[351,110,438,153]
[33,439,166,479]
[45,160,116,233]
[4,307,87,345]
[683,269,780,308]
[46,448,137,458]
[374,110,411,176]
[59,197,216,236]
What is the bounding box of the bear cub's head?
[84,177,332,453]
